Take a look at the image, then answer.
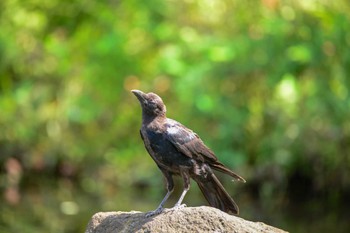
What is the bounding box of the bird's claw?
[146,204,186,217]
[145,207,164,217]
[171,203,187,211]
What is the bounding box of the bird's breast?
[143,129,193,170]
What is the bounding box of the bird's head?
[131,90,167,117]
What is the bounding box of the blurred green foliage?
[1,0,350,232]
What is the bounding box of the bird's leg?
[172,168,190,210]
[146,171,174,217]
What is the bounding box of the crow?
[131,90,245,216]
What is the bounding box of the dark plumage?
[131,90,245,216]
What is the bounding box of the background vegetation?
[1,0,350,232]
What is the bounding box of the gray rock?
[85,206,288,233]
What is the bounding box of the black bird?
[132,90,245,216]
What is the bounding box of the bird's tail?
[195,172,239,215]
[211,162,246,183]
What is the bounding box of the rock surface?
[85,206,288,233]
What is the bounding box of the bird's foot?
[170,203,187,212]
[145,206,164,218]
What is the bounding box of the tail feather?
[211,162,246,183]
[195,172,239,215]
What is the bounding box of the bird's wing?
[165,119,218,163]
[165,119,246,182]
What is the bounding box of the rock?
[85,206,288,233]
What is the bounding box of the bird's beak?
[131,90,147,103]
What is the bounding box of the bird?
[131,90,245,217]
